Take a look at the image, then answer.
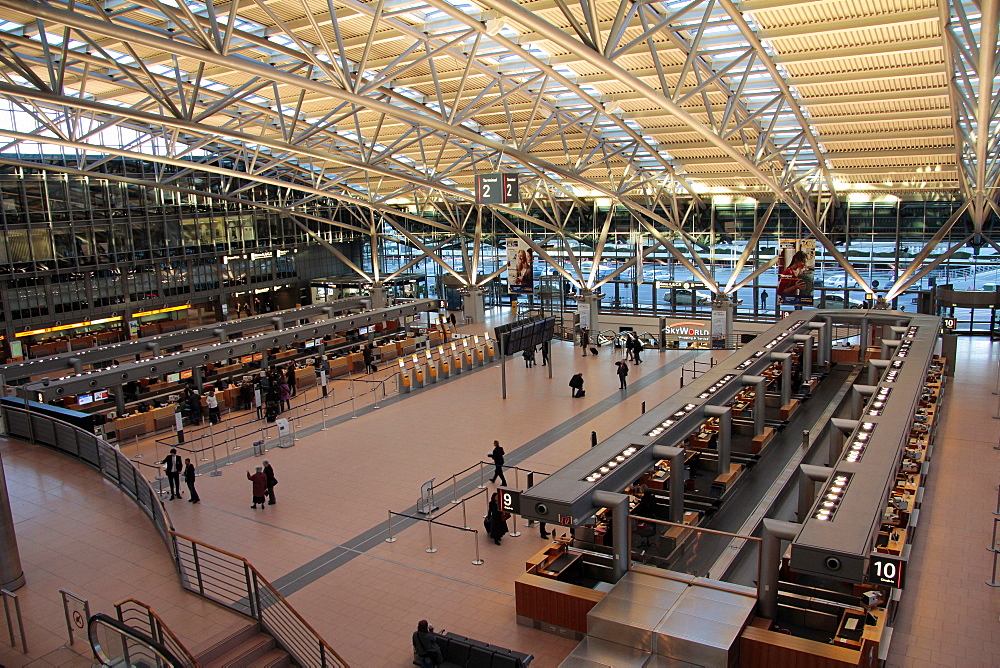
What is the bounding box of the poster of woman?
[506,238,534,294]
[776,239,815,306]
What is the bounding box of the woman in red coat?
[248,466,268,509]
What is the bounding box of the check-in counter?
[328,357,349,377]
[397,337,417,357]
[377,343,398,362]
[515,541,607,636]
[150,405,176,431]
[830,346,859,364]
[293,366,315,390]
[347,351,364,372]
[114,413,147,440]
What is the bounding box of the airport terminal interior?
[0,0,997,666]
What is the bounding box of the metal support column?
[705,406,732,476]
[830,418,859,464]
[867,359,889,385]
[771,352,792,407]
[742,375,767,436]
[652,445,686,524]
[793,334,813,391]
[797,464,834,522]
[0,452,24,590]
[851,385,876,420]
[592,490,628,583]
[759,519,799,619]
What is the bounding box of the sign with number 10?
[868,553,906,588]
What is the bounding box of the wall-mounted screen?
[166,372,181,383]
[93,389,109,401]
[180,369,193,379]
[77,393,93,405]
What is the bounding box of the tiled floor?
[0,316,998,667]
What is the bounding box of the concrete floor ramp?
[561,570,755,667]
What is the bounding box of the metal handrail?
[89,612,184,668]
[0,403,176,555]
[1,404,348,666]
[0,589,26,654]
[171,531,348,667]
[115,598,199,668]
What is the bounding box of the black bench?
[434,631,532,668]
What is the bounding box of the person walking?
[540,340,550,366]
[489,440,508,485]
[263,460,277,505]
[206,390,220,424]
[616,360,629,389]
[248,466,268,509]
[183,458,200,503]
[522,347,535,368]
[363,343,377,374]
[285,366,297,397]
[161,448,183,500]
[631,333,643,364]
[580,326,590,356]
[569,372,585,398]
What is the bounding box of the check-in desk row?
[874,358,946,558]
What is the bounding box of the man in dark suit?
[162,448,183,500]
[489,440,508,486]
[183,458,200,503]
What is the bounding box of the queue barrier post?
[478,461,487,489]
[994,484,1000,517]
[988,518,1000,587]
[426,519,437,553]
[472,531,484,565]
[451,475,461,505]
[461,498,470,530]
[514,467,520,490]
[133,435,143,459]
[385,511,396,543]
[199,435,210,462]
[224,424,234,465]
[508,513,521,538]
[209,423,222,477]
[350,378,358,419]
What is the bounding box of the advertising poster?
[711,309,728,349]
[777,239,815,306]
[506,238,533,295]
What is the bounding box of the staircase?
[194,621,293,668]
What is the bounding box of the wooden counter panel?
[740,626,861,668]
[514,573,604,634]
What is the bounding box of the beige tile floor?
[0,316,997,667]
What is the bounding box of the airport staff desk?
[516,310,945,668]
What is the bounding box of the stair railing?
[171,531,348,668]
[115,598,199,668]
